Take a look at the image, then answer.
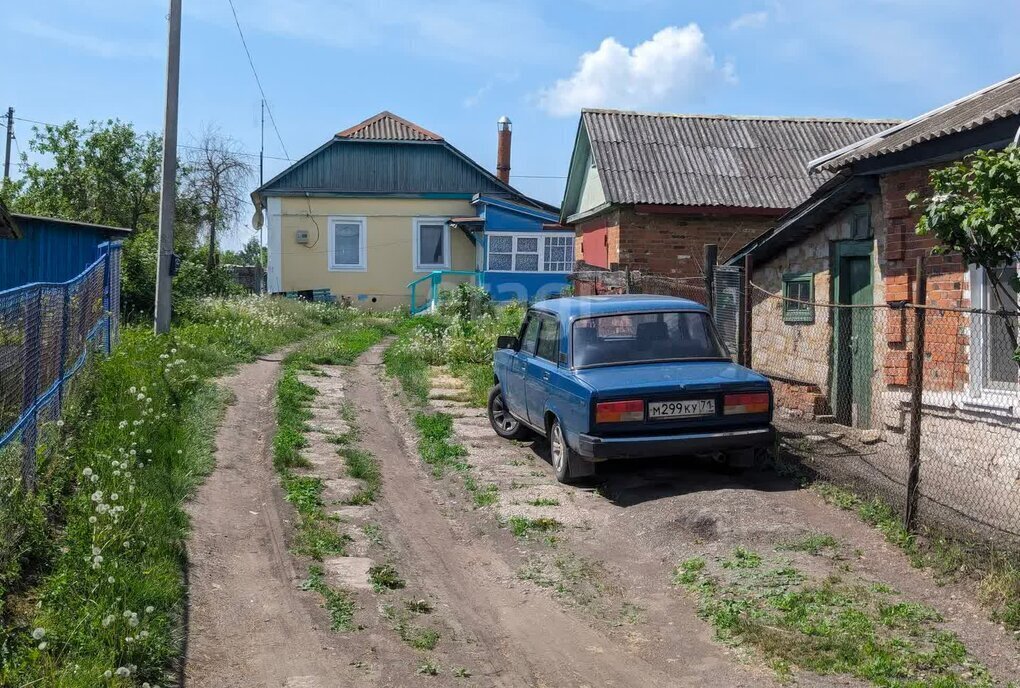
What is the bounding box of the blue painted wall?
[0,216,126,292]
[483,271,570,303]
[474,197,569,303]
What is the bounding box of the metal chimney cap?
[497,115,512,128]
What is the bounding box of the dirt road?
[183,352,362,688]
[184,343,1018,687]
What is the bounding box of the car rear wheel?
[549,418,579,484]
[488,385,530,440]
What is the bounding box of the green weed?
[777,533,839,556]
[507,516,562,538]
[369,563,406,592]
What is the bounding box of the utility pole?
[257,98,265,294]
[3,107,13,182]
[154,0,182,334]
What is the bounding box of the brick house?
[729,73,1020,483]
[558,109,896,276]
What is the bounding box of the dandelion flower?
[82,467,93,477]
[38,641,48,650]
[145,606,155,613]
[31,628,45,640]
[56,419,64,428]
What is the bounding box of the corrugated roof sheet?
[812,73,1020,171]
[337,111,443,141]
[582,109,898,209]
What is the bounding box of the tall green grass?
[0,296,360,687]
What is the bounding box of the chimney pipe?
[496,116,512,184]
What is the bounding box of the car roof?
[530,295,708,320]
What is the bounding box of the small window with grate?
[782,273,814,324]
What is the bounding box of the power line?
[225,0,289,160]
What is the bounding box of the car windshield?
[571,311,728,368]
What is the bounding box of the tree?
[908,147,1020,363]
[182,128,252,272]
[221,236,266,266]
[4,119,239,317]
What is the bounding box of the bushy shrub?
[390,301,525,367]
[437,283,494,321]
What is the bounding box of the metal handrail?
[407,270,482,315]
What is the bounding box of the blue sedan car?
[488,296,775,483]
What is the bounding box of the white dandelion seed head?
[82,467,92,477]
[31,628,45,640]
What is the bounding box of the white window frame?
[327,216,367,272]
[412,217,451,272]
[485,232,575,274]
[967,263,1019,403]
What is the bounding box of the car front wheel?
[488,385,531,440]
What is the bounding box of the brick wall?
[879,168,969,391]
[614,208,774,278]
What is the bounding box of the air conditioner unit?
[295,229,309,244]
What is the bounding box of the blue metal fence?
[0,241,122,488]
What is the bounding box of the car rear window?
[571,311,728,368]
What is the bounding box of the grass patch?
[341,447,380,505]
[676,554,995,686]
[463,474,499,507]
[0,296,358,687]
[777,533,839,556]
[814,482,1020,632]
[400,624,440,651]
[414,412,468,477]
[448,362,494,408]
[507,516,562,539]
[526,497,560,507]
[722,547,763,569]
[302,565,357,632]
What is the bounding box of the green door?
[847,258,873,427]
[832,242,874,428]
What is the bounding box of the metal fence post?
[704,244,717,317]
[742,254,754,367]
[101,242,112,354]
[21,288,42,490]
[904,255,927,532]
[57,284,71,409]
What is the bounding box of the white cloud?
[15,18,160,59]
[536,24,735,117]
[729,11,769,30]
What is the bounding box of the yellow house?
[251,112,557,310]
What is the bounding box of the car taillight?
[724,392,770,415]
[596,400,644,423]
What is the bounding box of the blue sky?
[5,0,1020,249]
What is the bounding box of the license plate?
[648,399,715,419]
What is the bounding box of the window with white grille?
[486,233,574,273]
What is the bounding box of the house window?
[544,236,573,272]
[782,273,814,323]
[972,264,1019,392]
[486,233,575,273]
[413,218,450,271]
[328,216,367,271]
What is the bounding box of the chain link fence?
[0,242,122,489]
[571,267,709,304]
[749,268,1020,549]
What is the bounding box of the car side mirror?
[496,335,519,350]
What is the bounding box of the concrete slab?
[322,556,374,590]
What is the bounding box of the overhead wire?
[225,0,289,161]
